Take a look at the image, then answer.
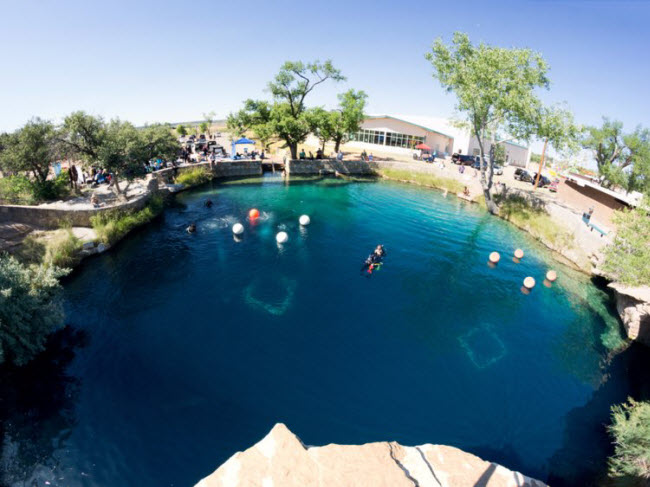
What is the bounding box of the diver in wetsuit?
[361,245,386,273]
[204,199,213,208]
[187,223,197,234]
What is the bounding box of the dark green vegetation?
[174,167,212,187]
[90,194,164,246]
[607,398,650,486]
[226,61,367,158]
[0,255,66,366]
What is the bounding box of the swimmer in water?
[187,223,196,234]
[204,199,213,208]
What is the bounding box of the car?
[470,159,503,175]
[531,173,551,188]
[514,168,533,182]
[452,153,478,165]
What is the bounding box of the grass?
[91,194,164,246]
[494,193,575,249]
[377,168,464,194]
[175,167,213,187]
[17,229,83,268]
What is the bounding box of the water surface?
[1,177,637,486]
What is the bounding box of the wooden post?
[533,137,548,190]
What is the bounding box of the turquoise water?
[1,177,638,486]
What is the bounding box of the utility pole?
[533,137,548,190]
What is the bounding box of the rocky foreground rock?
[195,423,547,487]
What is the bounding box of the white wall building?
[344,115,531,168]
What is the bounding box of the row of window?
[349,129,425,149]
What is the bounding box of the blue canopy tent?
[231,137,255,159]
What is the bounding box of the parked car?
[531,173,551,188]
[471,159,503,175]
[549,179,559,192]
[514,168,533,182]
[452,153,478,165]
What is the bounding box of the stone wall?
[0,193,151,229]
[153,161,262,184]
[286,159,375,175]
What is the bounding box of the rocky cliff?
[195,424,547,487]
[609,283,650,346]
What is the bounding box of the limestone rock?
[609,282,650,346]
[195,423,547,487]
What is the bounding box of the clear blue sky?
[1,0,649,140]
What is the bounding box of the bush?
[0,255,67,366]
[175,167,213,187]
[31,171,71,201]
[0,175,37,204]
[602,201,650,287]
[607,398,650,486]
[377,168,464,194]
[91,194,164,246]
[17,229,82,268]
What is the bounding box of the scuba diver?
[361,244,386,274]
[204,199,213,208]
[187,222,197,234]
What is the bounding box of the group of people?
[360,150,374,162]
[362,244,386,274]
[299,148,325,160]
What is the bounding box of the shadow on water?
[546,342,650,486]
[0,327,87,486]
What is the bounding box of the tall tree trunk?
[476,133,499,215]
[111,174,128,202]
[289,143,298,160]
[334,137,341,153]
[533,138,548,190]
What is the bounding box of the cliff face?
[609,283,650,346]
[195,424,547,487]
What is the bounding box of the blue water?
[1,177,641,486]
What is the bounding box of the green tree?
[602,198,650,286]
[176,124,187,137]
[583,118,650,193]
[96,119,144,199]
[267,60,345,159]
[493,144,506,165]
[0,255,67,366]
[0,118,60,184]
[332,89,367,152]
[199,122,209,135]
[426,32,550,213]
[202,111,216,136]
[607,398,650,486]
[60,111,106,162]
[137,124,180,163]
[306,107,334,151]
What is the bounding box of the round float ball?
[232,223,244,235]
[299,215,311,226]
[523,276,536,290]
[546,270,557,282]
[276,231,289,244]
[514,248,525,259]
[489,251,500,264]
[249,208,260,219]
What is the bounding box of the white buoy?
[276,231,289,244]
[523,276,536,289]
[299,214,311,226]
[232,223,244,235]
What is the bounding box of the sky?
[1,0,649,151]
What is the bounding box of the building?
[345,115,531,168]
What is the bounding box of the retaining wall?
[153,161,262,184]
[286,159,374,175]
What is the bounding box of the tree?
[137,124,180,163]
[199,122,209,134]
[607,398,650,485]
[532,105,579,190]
[95,119,144,198]
[0,255,67,366]
[602,198,650,287]
[426,32,550,213]
[332,89,367,152]
[60,111,106,162]
[583,118,650,193]
[202,111,216,136]
[267,60,345,159]
[0,118,60,184]
[306,107,334,151]
[176,124,187,137]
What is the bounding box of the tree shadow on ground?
[0,326,88,486]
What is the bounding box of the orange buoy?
[489,252,500,264]
[514,248,524,260]
[249,208,260,219]
[523,276,536,289]
[546,270,557,282]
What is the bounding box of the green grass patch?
[495,194,574,249]
[175,167,212,187]
[91,194,164,246]
[377,168,464,194]
[17,229,82,268]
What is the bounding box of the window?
[349,129,423,148]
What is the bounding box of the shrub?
[377,168,464,194]
[602,200,650,287]
[31,171,71,201]
[0,255,67,366]
[17,229,82,268]
[91,194,164,246]
[0,175,37,204]
[607,398,650,486]
[175,167,213,187]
